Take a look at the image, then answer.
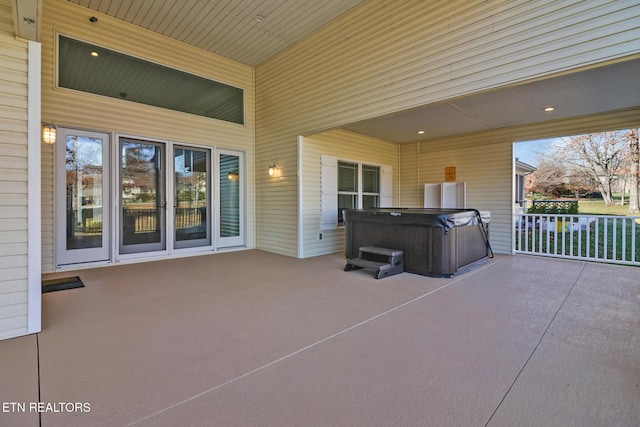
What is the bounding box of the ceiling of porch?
[341,57,640,143]
[16,1,640,143]
[66,0,368,67]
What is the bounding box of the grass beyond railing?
[514,213,640,266]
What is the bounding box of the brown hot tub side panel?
[343,209,489,277]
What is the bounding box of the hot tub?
[343,208,491,277]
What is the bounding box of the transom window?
[58,35,244,124]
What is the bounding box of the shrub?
[527,200,579,215]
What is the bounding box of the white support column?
[27,40,42,334]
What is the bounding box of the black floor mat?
[42,276,84,293]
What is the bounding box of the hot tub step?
[345,246,404,279]
[358,246,404,257]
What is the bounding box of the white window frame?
[321,155,392,230]
[337,160,359,224]
[337,161,380,224]
[361,163,383,210]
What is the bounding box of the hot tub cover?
[343,208,485,232]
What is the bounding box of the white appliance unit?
[424,182,466,209]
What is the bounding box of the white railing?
[514,213,640,266]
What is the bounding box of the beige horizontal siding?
[41,0,256,271]
[255,0,640,257]
[0,1,11,34]
[399,142,421,208]
[255,147,299,256]
[0,253,27,268]
[301,130,399,257]
[0,318,29,340]
[0,282,27,305]
[280,1,638,120]
[0,219,27,234]
[0,0,29,339]
[0,243,27,257]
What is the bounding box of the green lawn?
[578,199,636,216]
[528,195,639,216]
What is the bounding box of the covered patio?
[2,251,638,426]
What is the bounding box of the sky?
[514,138,559,167]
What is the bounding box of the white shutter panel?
[321,155,338,230]
[380,164,393,207]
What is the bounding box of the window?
[515,174,526,205]
[362,164,380,209]
[337,161,357,222]
[321,155,392,230]
[337,162,380,224]
[58,35,244,124]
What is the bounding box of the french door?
[56,128,110,266]
[174,146,211,249]
[119,138,166,254]
[56,130,245,266]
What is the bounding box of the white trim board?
[27,40,42,334]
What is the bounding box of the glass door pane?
[217,151,244,247]
[56,128,110,265]
[119,139,166,254]
[174,147,211,249]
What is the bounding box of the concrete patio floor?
[1,250,639,426]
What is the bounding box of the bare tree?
[559,131,629,205]
[628,128,639,213]
[526,157,571,198]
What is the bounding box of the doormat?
[42,276,84,293]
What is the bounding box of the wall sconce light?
[42,123,57,145]
[227,171,239,181]
[23,17,36,31]
[268,163,278,177]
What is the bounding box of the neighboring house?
[515,160,537,208]
[1,0,639,340]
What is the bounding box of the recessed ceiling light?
[544,106,555,112]
[90,51,99,57]
[418,130,425,134]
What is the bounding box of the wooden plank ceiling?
[67,0,367,66]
